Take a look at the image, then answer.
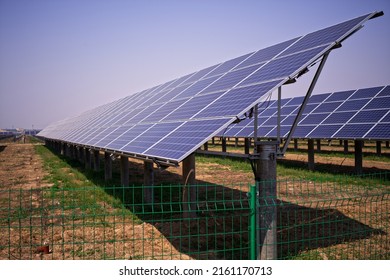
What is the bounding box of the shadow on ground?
[48,146,387,260]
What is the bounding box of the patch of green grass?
[196,154,390,189]
[34,145,141,224]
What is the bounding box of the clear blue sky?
[0,0,389,129]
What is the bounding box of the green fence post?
[249,185,257,260]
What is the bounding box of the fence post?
[255,141,277,260]
[249,185,257,260]
[182,153,197,219]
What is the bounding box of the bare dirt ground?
[0,142,48,191]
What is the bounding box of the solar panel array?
[38,12,382,164]
[222,85,390,140]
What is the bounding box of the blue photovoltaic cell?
[172,75,222,100]
[83,127,108,145]
[334,124,373,138]
[114,110,140,126]
[301,104,319,114]
[256,117,268,126]
[280,14,369,56]
[308,93,331,103]
[151,84,191,104]
[292,125,316,138]
[235,126,254,137]
[201,64,261,94]
[260,107,277,117]
[349,109,388,123]
[145,119,229,160]
[336,99,368,111]
[326,90,355,102]
[129,104,162,124]
[121,122,182,154]
[237,37,300,69]
[350,86,383,99]
[381,113,390,123]
[308,125,343,139]
[365,124,390,139]
[71,127,95,144]
[240,46,327,86]
[281,115,299,125]
[263,116,281,126]
[299,113,329,125]
[287,96,305,105]
[322,111,355,124]
[281,106,298,115]
[163,92,221,121]
[165,73,195,90]
[223,127,245,137]
[196,80,283,119]
[95,126,133,148]
[90,126,119,146]
[312,101,342,113]
[144,99,188,123]
[266,126,292,137]
[377,86,390,97]
[364,96,390,109]
[106,124,153,150]
[205,52,254,78]
[257,126,275,137]
[281,98,293,106]
[182,64,219,85]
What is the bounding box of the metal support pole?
[249,185,257,260]
[376,141,382,156]
[222,137,227,153]
[354,140,363,175]
[144,161,154,204]
[104,152,112,181]
[254,105,259,153]
[244,138,250,154]
[308,139,315,171]
[281,52,330,155]
[294,139,298,151]
[255,141,278,260]
[277,87,281,153]
[120,156,129,186]
[85,148,91,169]
[344,140,349,154]
[93,150,100,171]
[316,139,321,152]
[204,141,208,151]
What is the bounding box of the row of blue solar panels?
[222,85,390,140]
[38,12,383,164]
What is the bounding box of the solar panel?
[221,85,390,140]
[38,12,383,164]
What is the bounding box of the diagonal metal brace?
[278,51,331,157]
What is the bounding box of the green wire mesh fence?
[0,175,389,260]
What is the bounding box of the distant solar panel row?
[222,85,390,140]
[38,12,382,163]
